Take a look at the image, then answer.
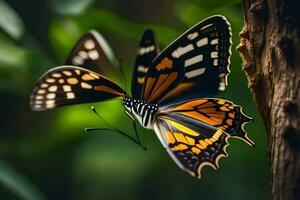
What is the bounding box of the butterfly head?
[122,96,133,110]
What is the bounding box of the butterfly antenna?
[85,106,147,150]
[117,57,127,91]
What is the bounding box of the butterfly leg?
[86,106,147,150]
[124,110,147,150]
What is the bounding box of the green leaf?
[0,160,44,200]
[0,0,25,40]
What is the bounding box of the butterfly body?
[123,96,158,129]
[30,16,254,179]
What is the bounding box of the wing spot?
[75,69,81,75]
[211,38,219,45]
[137,77,145,84]
[213,59,218,66]
[47,93,56,99]
[88,50,99,60]
[48,85,58,92]
[59,79,65,84]
[78,51,88,59]
[196,37,208,47]
[137,65,148,73]
[46,100,55,105]
[185,68,206,78]
[89,73,99,79]
[81,82,92,89]
[191,147,201,154]
[34,105,42,109]
[156,58,173,70]
[187,32,199,40]
[37,89,46,94]
[72,56,84,65]
[171,44,194,58]
[46,78,55,83]
[63,85,72,92]
[35,96,43,100]
[84,39,95,49]
[219,82,226,91]
[67,78,78,85]
[66,92,75,99]
[52,73,61,78]
[184,55,203,67]
[211,51,218,58]
[139,45,155,55]
[63,71,72,76]
[35,100,42,104]
[82,74,95,81]
[41,83,48,88]
[46,104,55,109]
[200,23,214,30]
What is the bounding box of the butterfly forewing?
[142,15,232,105]
[30,66,125,111]
[132,29,159,99]
[65,30,118,74]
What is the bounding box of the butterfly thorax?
[122,96,158,129]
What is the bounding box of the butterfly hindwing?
[132,29,159,99]
[152,98,254,178]
[65,30,118,74]
[142,15,232,105]
[30,66,125,111]
[153,115,230,178]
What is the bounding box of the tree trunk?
[237,0,300,199]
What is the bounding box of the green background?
[0,0,269,199]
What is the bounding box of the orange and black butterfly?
[29,16,254,179]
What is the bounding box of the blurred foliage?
[0,0,269,199]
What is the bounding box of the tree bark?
[237,0,300,199]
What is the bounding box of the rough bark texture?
[237,0,300,199]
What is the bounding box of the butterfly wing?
[141,15,232,105]
[153,98,253,178]
[30,66,125,111]
[132,29,159,99]
[65,30,118,74]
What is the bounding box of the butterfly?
[29,15,254,179]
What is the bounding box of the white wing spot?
[219,82,226,91]
[171,44,194,58]
[196,37,208,47]
[63,85,71,92]
[41,83,48,88]
[66,92,75,99]
[185,68,206,78]
[139,45,155,55]
[52,73,61,78]
[63,71,72,76]
[88,50,99,60]
[35,96,43,100]
[84,39,95,49]
[187,32,199,40]
[72,56,84,65]
[184,55,203,67]
[37,89,46,94]
[46,78,55,83]
[82,74,95,81]
[200,23,214,30]
[211,51,218,58]
[46,100,55,105]
[47,93,56,99]
[213,59,218,66]
[48,85,58,92]
[211,38,219,45]
[137,65,148,73]
[78,51,88,59]
[59,79,65,84]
